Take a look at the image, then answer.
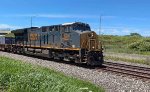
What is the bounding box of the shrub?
[128,38,150,51]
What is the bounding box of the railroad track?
[99,61,150,81]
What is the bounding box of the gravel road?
[0,51,150,92]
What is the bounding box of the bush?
[128,38,150,51]
[130,33,142,37]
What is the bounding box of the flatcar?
[0,22,104,66]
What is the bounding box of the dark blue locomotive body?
[9,22,104,66]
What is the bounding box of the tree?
[130,33,142,37]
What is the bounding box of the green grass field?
[0,56,104,92]
[100,35,150,55]
[104,55,150,65]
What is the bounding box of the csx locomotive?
[0,22,103,66]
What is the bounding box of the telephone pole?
[31,15,38,28]
[31,17,33,28]
[99,15,103,50]
[99,15,102,36]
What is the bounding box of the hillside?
[100,34,150,55]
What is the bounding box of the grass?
[105,56,150,65]
[100,35,150,55]
[101,35,150,65]
[0,56,104,92]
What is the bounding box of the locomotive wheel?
[87,56,95,66]
[74,57,80,63]
[59,57,64,61]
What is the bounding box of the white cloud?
[0,24,21,30]
[0,14,115,19]
[92,27,150,36]
[122,29,132,33]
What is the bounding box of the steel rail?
[99,62,150,80]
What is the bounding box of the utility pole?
[31,17,33,28]
[31,15,37,28]
[30,17,32,47]
[31,16,37,50]
[99,15,103,50]
[99,15,102,36]
[30,16,36,48]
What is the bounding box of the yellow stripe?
[12,44,80,51]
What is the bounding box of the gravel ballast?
[0,51,150,92]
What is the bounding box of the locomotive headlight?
[91,33,94,37]
[88,33,94,37]
[92,46,95,49]
[72,45,75,48]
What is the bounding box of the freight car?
[0,33,15,51]
[0,22,104,66]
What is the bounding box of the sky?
[0,0,150,36]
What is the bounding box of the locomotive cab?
[60,22,103,66]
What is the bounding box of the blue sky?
[0,0,150,36]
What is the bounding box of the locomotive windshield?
[62,22,91,32]
[72,23,91,31]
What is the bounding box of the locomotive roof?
[62,22,75,25]
[41,22,89,28]
[11,22,90,33]
[11,27,38,34]
[62,22,89,26]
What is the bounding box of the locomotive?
[0,22,103,66]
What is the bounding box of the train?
[0,22,104,66]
